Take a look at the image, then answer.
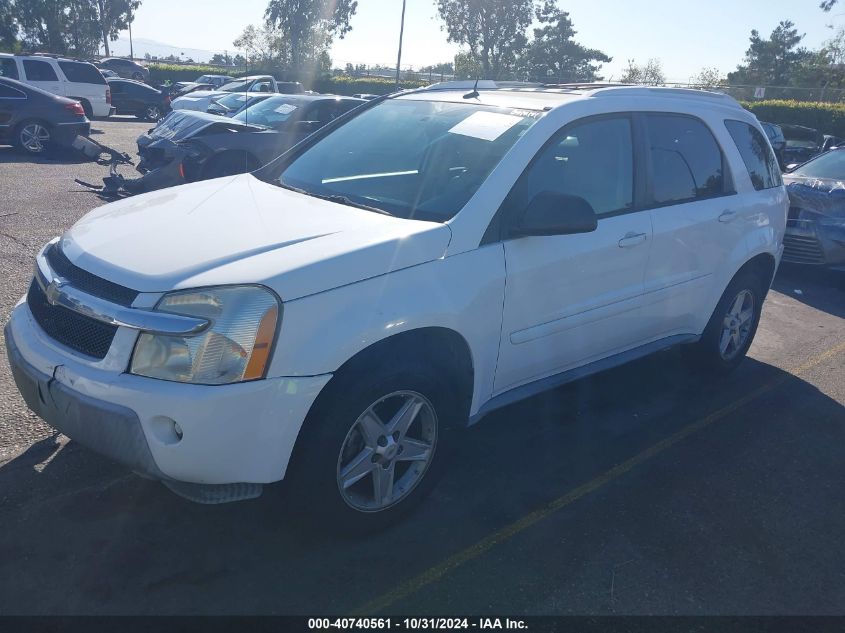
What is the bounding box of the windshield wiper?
[277,182,394,216]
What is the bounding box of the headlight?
[130,285,279,385]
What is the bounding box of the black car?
[205,92,273,117]
[107,78,171,121]
[781,124,824,168]
[760,122,786,170]
[134,94,364,189]
[0,76,90,155]
[97,57,149,82]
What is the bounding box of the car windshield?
[219,79,252,92]
[790,149,845,179]
[196,75,214,83]
[215,92,251,111]
[267,98,540,222]
[786,140,819,149]
[232,96,301,128]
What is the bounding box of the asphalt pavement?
[0,120,844,615]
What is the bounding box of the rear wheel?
[15,120,51,155]
[285,359,460,533]
[201,152,259,179]
[683,270,765,374]
[131,71,145,81]
[77,99,93,119]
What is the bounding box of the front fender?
[268,245,506,416]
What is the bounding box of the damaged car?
[205,92,273,117]
[782,148,845,269]
[133,94,365,190]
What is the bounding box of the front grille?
[27,279,117,360]
[46,244,139,307]
[783,234,826,265]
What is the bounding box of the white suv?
[0,54,113,118]
[5,83,787,530]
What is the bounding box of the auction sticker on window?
[274,103,298,114]
[448,111,523,141]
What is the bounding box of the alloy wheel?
[20,123,50,153]
[719,289,755,360]
[336,390,438,512]
[145,105,162,121]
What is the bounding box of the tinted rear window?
[646,114,727,205]
[725,120,782,191]
[0,58,18,80]
[23,60,58,82]
[59,61,106,84]
[0,83,26,98]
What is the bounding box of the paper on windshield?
[274,103,298,114]
[448,111,523,141]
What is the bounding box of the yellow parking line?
[351,341,845,616]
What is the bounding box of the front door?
[494,115,654,394]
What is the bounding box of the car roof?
[260,94,364,104]
[400,81,744,114]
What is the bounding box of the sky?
[122,0,845,80]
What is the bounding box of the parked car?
[107,78,171,121]
[135,94,364,186]
[4,83,787,530]
[0,53,112,118]
[821,134,845,153]
[98,57,149,82]
[205,92,273,117]
[352,93,380,100]
[760,121,786,170]
[782,148,845,269]
[99,69,118,79]
[0,76,90,154]
[172,74,235,95]
[781,124,824,167]
[170,77,304,112]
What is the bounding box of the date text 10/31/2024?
[308,618,528,630]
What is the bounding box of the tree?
[436,0,534,79]
[0,0,20,52]
[620,58,665,85]
[692,67,726,89]
[209,53,230,65]
[728,21,811,86]
[821,0,837,10]
[94,0,142,57]
[454,51,481,79]
[520,0,610,82]
[264,0,357,73]
[233,23,279,65]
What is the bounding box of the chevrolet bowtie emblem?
[44,279,66,306]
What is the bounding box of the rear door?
[640,112,743,337]
[0,82,27,138]
[21,59,64,96]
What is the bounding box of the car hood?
[59,175,452,301]
[783,176,845,218]
[142,110,265,144]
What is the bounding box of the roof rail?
[587,85,743,108]
[422,80,543,92]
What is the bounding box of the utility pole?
[128,3,134,59]
[395,0,406,88]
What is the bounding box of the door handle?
[718,210,738,223]
[618,232,647,248]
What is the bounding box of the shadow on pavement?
[0,352,843,615]
[773,263,845,319]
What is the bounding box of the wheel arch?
[322,326,475,424]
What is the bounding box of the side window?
[23,60,59,82]
[109,81,124,94]
[58,61,106,85]
[0,84,26,98]
[509,116,634,218]
[0,59,19,80]
[725,120,783,191]
[646,114,727,205]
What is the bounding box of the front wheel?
[286,361,460,532]
[139,104,163,122]
[683,270,765,374]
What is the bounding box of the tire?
[683,269,766,375]
[131,72,145,81]
[138,104,163,122]
[15,120,52,155]
[78,99,93,119]
[201,152,259,180]
[285,358,462,533]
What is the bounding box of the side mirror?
[785,163,799,172]
[510,192,598,237]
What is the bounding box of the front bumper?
[4,302,332,495]
[783,219,845,268]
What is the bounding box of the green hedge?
[741,100,845,137]
[147,63,236,85]
[313,76,429,95]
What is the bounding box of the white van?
[0,54,113,118]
